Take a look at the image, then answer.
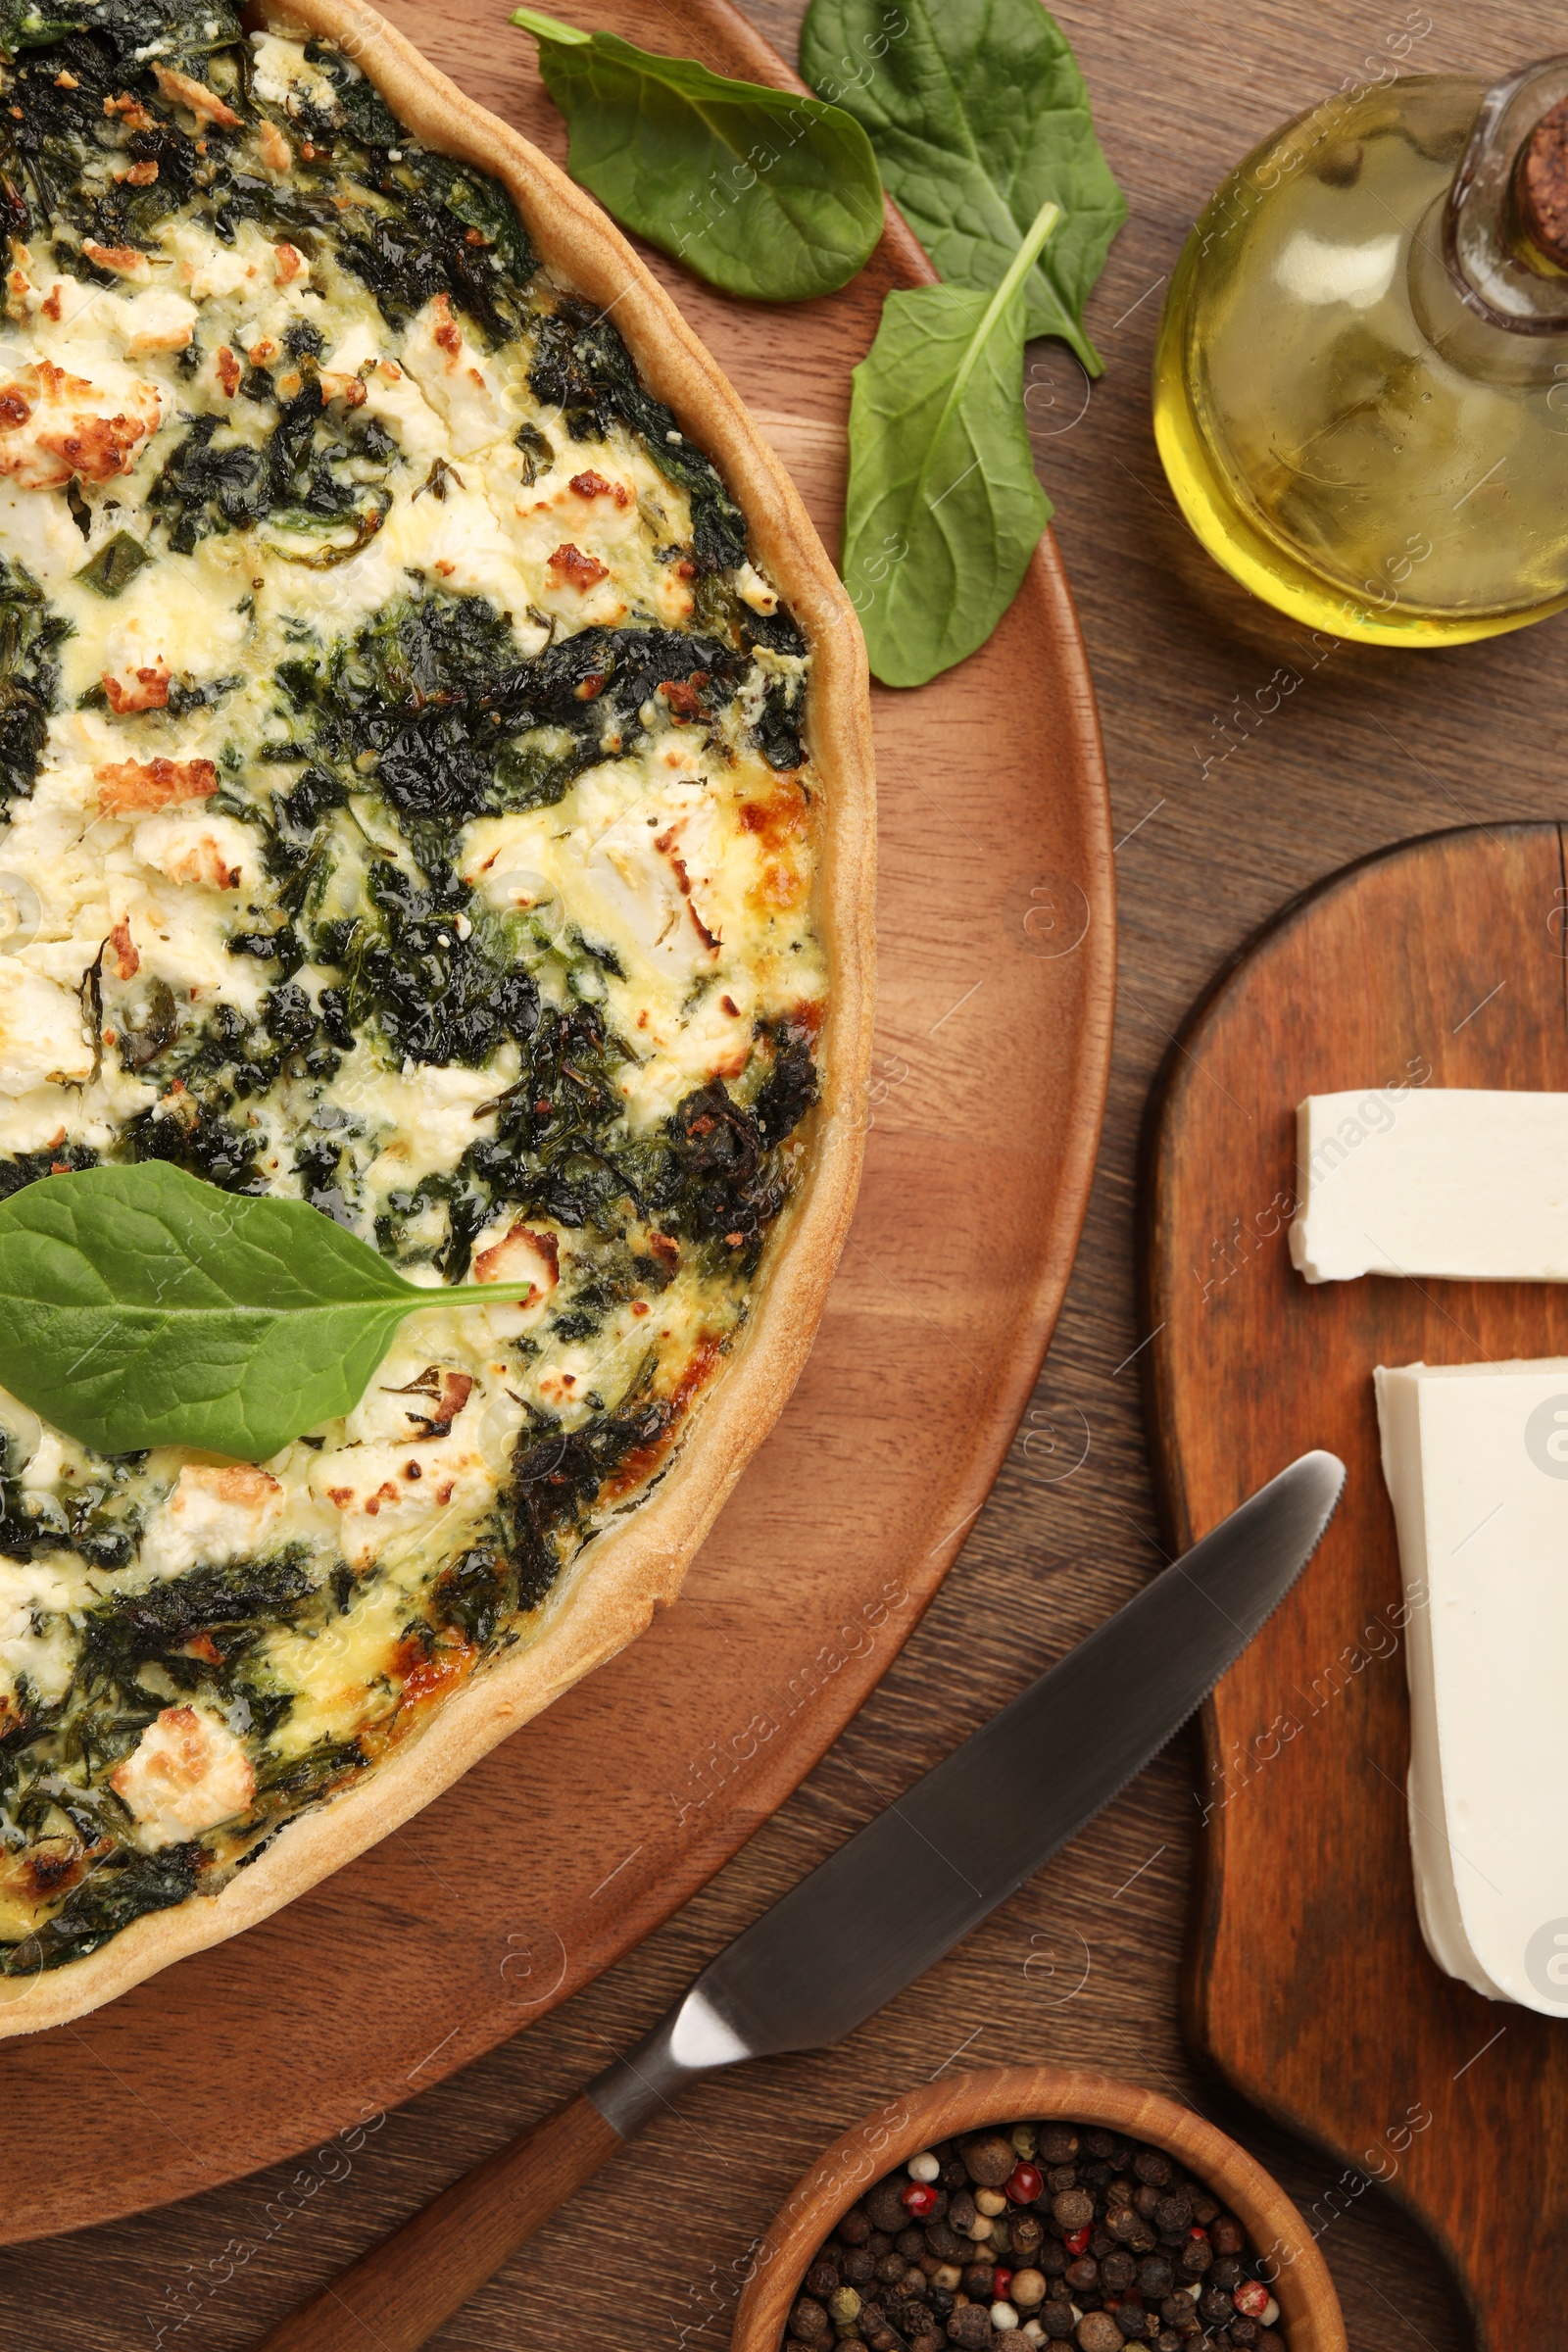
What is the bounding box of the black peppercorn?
[1154,2190,1194,2234]
[866,2180,910,2234]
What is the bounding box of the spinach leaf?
[510,6,883,303]
[841,196,1057,688]
[0,1163,539,1460]
[800,0,1125,372]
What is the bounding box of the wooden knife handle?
[255,2091,623,2350]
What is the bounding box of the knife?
[257,1448,1344,2352]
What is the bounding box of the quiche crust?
[0,0,873,2038]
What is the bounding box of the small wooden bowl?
[730,2066,1347,2352]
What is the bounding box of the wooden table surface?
[10,3,1559,2345]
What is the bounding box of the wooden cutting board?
[0,0,1113,2239]
[1142,821,1568,2350]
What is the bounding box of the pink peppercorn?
[1004,2162,1044,2205]
[1234,2280,1270,2318]
[902,2182,940,2219]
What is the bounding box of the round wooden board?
[1142,822,1568,2349]
[0,0,1112,2241]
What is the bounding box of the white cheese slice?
[139,1465,285,1580]
[1375,1357,1568,2014]
[1292,1088,1568,1282]
[110,1705,256,1848]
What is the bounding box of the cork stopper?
[1515,94,1568,269]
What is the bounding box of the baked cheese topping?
[0,1,823,1975]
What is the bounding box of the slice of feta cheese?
[401,292,507,456]
[1375,1357,1568,2014]
[110,1705,256,1847]
[1292,1088,1568,1283]
[109,286,198,356]
[132,809,255,891]
[471,1217,560,1342]
[0,956,94,1092]
[0,358,161,489]
[138,1464,285,1580]
[308,1421,494,1571]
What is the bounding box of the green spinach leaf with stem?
[0,1163,537,1460]
[800,0,1126,373]
[842,195,1058,689]
[510,6,884,303]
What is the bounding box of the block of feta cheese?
[1291,1089,1568,1283]
[1375,1358,1568,2015]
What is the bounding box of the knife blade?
[258,1448,1344,2352]
[589,1446,1345,2121]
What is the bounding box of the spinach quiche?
[0,0,873,2033]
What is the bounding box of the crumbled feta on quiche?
[0,1,824,1984]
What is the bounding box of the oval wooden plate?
[0,0,1112,2239]
[1142,821,1568,2348]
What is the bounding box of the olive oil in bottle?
[1154,60,1568,645]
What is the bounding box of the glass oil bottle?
[1153,60,1568,645]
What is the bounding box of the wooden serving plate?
[1142,821,1568,2350]
[0,0,1112,2239]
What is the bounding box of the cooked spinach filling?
[0,2,824,1973]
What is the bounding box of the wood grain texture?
[256,2094,622,2350]
[732,2067,1348,2352]
[1142,822,1568,2352]
[0,0,1112,2245]
[8,1,1564,2347]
